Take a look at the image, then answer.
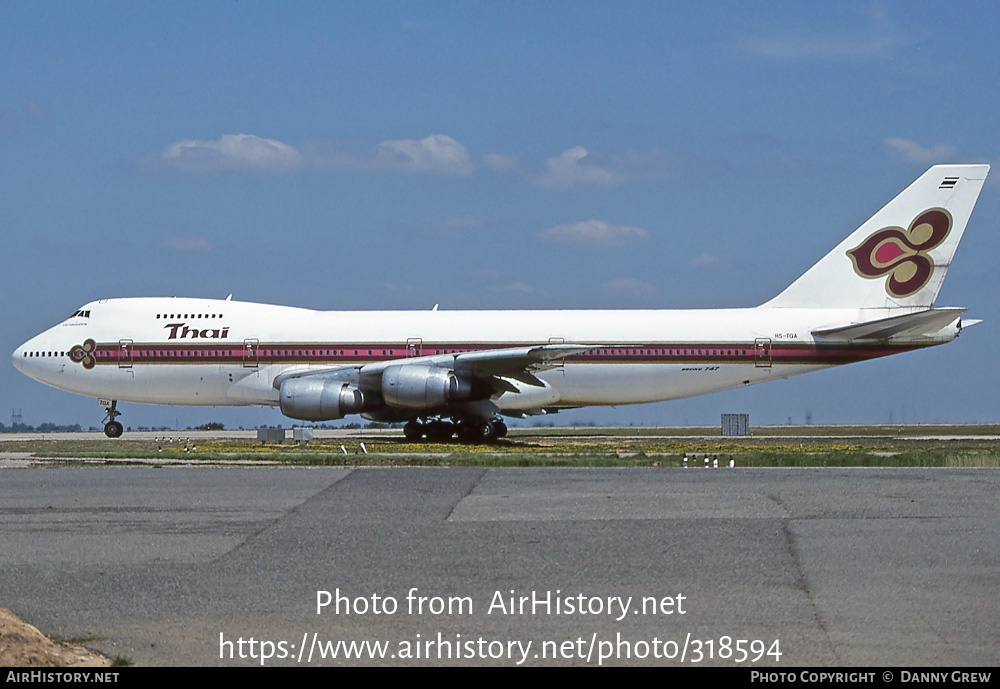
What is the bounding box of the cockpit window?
[69,310,91,318]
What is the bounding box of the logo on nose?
[69,339,98,369]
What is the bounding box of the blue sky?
[3,1,999,429]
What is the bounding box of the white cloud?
[160,134,305,173]
[602,277,658,300]
[374,134,474,175]
[151,135,681,184]
[152,133,474,176]
[689,252,720,267]
[883,138,957,164]
[743,9,908,63]
[538,219,650,245]
[482,153,519,174]
[604,147,680,180]
[534,146,681,188]
[163,236,212,252]
[537,146,623,189]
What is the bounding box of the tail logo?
[846,208,952,298]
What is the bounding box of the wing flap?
[451,344,596,381]
[812,307,966,342]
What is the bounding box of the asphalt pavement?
[1,466,997,666]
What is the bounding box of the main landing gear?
[102,400,124,438]
[403,417,508,444]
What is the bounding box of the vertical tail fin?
[764,164,989,309]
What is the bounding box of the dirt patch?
[0,609,111,667]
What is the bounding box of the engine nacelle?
[381,365,472,409]
[279,378,379,421]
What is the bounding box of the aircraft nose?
[12,344,24,374]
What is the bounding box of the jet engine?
[381,365,473,408]
[279,378,379,421]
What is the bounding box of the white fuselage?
[12,297,946,415]
[12,165,984,430]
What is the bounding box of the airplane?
[12,164,989,441]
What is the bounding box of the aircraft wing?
[272,343,599,393]
[812,307,966,342]
[440,344,596,388]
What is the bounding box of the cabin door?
[243,339,259,368]
[118,339,133,369]
[754,338,772,368]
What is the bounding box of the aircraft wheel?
[403,421,424,441]
[476,420,496,443]
[104,421,124,438]
[492,419,508,438]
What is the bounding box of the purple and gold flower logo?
[846,208,952,298]
[69,339,98,369]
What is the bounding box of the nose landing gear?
[102,400,124,438]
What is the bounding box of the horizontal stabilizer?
[812,307,965,342]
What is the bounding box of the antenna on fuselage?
[226,294,233,301]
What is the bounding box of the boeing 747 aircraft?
[13,164,989,440]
